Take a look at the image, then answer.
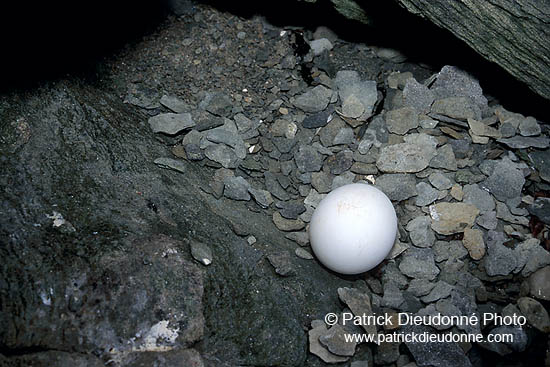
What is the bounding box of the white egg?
[309,183,397,274]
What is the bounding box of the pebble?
[399,248,440,280]
[159,95,190,113]
[154,157,187,173]
[248,187,274,208]
[484,231,517,276]
[272,212,305,232]
[433,240,468,262]
[518,116,541,136]
[309,38,333,56]
[403,78,435,113]
[429,144,458,171]
[431,65,488,110]
[204,144,239,168]
[295,145,324,172]
[319,323,356,357]
[528,149,550,182]
[295,247,314,260]
[429,202,479,235]
[309,322,349,363]
[337,287,377,335]
[431,96,481,121]
[517,297,550,333]
[223,176,251,201]
[482,158,525,202]
[326,150,353,175]
[377,142,437,173]
[463,184,495,212]
[276,201,306,219]
[450,184,464,201]
[267,251,295,277]
[462,228,485,260]
[375,174,417,202]
[528,266,550,301]
[467,118,501,138]
[386,107,419,135]
[286,231,310,246]
[190,239,213,266]
[334,70,378,118]
[497,136,550,149]
[415,182,439,207]
[331,171,355,190]
[428,172,453,190]
[293,85,333,113]
[421,281,454,303]
[149,112,195,135]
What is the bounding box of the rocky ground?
[1,2,549,367]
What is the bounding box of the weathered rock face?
[0,81,354,366]
[300,0,550,101]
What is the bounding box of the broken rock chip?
[337,287,377,336]
[376,142,437,173]
[148,112,195,135]
[309,321,349,363]
[190,239,213,266]
[293,85,333,113]
[429,202,479,235]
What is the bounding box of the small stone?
[276,201,306,219]
[309,38,333,56]
[431,96,481,121]
[311,171,333,194]
[331,171,356,190]
[332,127,355,145]
[377,141,437,173]
[406,216,436,248]
[302,109,333,129]
[431,65,488,110]
[304,188,326,208]
[184,144,204,161]
[309,322,349,363]
[248,188,274,208]
[295,247,314,260]
[201,92,233,117]
[529,150,550,182]
[415,182,439,207]
[496,200,529,226]
[293,85,333,113]
[386,107,419,135]
[429,202,479,235]
[382,281,405,309]
[341,95,365,119]
[462,228,485,260]
[482,158,525,202]
[528,266,550,301]
[206,127,246,159]
[223,176,251,201]
[528,197,550,224]
[285,232,309,247]
[149,113,195,135]
[497,136,550,149]
[272,212,305,232]
[463,184,495,212]
[467,118,501,138]
[154,157,187,173]
[247,236,257,245]
[403,78,435,113]
[517,297,550,333]
[387,71,413,89]
[338,287,377,336]
[375,174,417,202]
[433,240,468,262]
[350,162,377,175]
[429,144,457,171]
[429,172,452,190]
[319,323,356,357]
[295,145,324,172]
[450,184,464,201]
[514,238,550,276]
[334,70,378,118]
[267,251,295,277]
[264,172,290,201]
[160,95,190,113]
[190,240,213,266]
[477,210,497,230]
[470,133,489,144]
[518,116,541,136]
[204,144,239,168]
[326,150,353,175]
[399,248,440,280]
[484,232,517,276]
[421,281,454,303]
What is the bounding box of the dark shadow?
[0,1,175,92]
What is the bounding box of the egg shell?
[309,183,397,274]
